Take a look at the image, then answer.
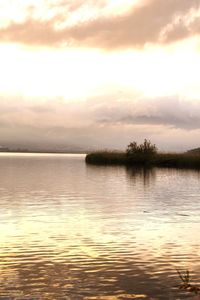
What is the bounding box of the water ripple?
[0,154,199,299]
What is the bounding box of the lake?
[0,153,199,299]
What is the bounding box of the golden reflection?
[85,295,147,299]
[0,155,200,298]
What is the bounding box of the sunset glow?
[0,0,200,151]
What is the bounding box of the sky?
[0,0,200,151]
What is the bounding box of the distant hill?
[0,146,87,154]
[187,147,200,154]
[0,147,10,152]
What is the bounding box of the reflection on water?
[0,153,199,299]
[126,166,156,187]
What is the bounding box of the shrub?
[126,139,157,156]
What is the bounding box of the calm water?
[0,153,200,300]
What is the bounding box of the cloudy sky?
[0,0,200,151]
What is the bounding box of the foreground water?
[0,153,200,300]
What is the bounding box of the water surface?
[0,153,199,299]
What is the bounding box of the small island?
[86,139,200,169]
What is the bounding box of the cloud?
[2,94,200,131]
[0,0,199,48]
[0,94,200,151]
[89,95,200,130]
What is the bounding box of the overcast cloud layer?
[0,1,200,151]
[1,95,200,151]
[0,0,199,48]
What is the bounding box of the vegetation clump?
[176,269,200,295]
[126,139,157,156]
[85,151,126,165]
[85,139,200,169]
[125,139,157,165]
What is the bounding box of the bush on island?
[126,139,157,164]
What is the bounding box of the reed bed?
[86,151,200,169]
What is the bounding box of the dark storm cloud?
[0,0,199,48]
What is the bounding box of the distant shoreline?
[85,151,200,169]
[0,150,87,155]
